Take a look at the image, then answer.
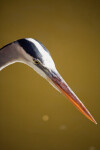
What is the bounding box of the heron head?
[17,38,97,124]
[18,38,58,81]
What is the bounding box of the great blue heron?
[0,38,97,124]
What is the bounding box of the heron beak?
[47,70,97,124]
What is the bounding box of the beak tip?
[93,119,97,125]
[89,116,97,125]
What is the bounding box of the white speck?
[59,125,67,130]
[42,115,49,122]
[89,146,96,150]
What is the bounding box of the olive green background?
[0,0,100,150]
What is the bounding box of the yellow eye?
[34,59,40,64]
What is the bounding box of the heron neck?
[0,42,21,71]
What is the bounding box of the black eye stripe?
[17,39,43,63]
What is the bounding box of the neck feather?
[0,42,23,70]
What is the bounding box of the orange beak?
[48,70,97,124]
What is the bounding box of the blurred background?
[0,0,100,150]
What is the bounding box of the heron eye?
[34,59,40,64]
